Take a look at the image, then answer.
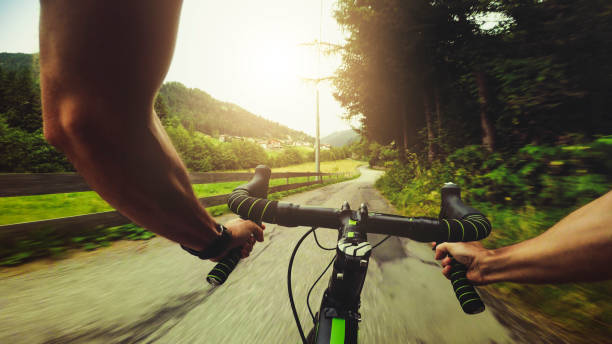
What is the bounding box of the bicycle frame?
[309,202,371,344]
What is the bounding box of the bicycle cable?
[371,235,391,249]
[307,254,336,324]
[288,226,318,344]
[313,229,336,250]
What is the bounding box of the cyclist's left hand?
[220,218,266,259]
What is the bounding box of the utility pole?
[299,0,341,180]
[317,0,322,180]
[316,87,320,178]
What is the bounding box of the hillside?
[157,82,313,141]
[321,129,359,147]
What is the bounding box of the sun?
[247,41,316,89]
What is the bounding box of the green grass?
[268,159,364,173]
[0,192,113,225]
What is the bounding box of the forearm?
[480,190,612,284]
[50,108,218,250]
[39,0,218,250]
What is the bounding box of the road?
[0,167,514,343]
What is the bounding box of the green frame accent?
[330,318,346,343]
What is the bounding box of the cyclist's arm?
[39,0,261,252]
[436,190,612,284]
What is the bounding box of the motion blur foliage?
[0,54,72,172]
[377,136,612,211]
[0,118,72,172]
[346,140,397,167]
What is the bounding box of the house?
[267,139,282,150]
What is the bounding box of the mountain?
[157,82,313,142]
[321,129,359,147]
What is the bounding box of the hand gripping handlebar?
[438,183,491,314]
[206,166,273,286]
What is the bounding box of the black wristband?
[181,223,232,260]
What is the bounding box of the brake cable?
[313,229,335,250]
[307,254,336,324]
[371,235,391,249]
[288,227,318,344]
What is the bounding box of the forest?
[333,1,611,341]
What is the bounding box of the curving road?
[0,167,514,343]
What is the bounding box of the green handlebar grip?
[448,256,485,314]
[206,248,241,286]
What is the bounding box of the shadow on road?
[43,289,217,344]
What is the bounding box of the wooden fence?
[0,171,350,240]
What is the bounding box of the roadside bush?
[0,117,73,172]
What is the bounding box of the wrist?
[478,246,507,284]
[181,223,231,260]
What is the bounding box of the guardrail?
[0,171,350,240]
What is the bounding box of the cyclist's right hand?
[433,241,491,285]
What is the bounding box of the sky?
[0,0,353,137]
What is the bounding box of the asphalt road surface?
[0,167,515,343]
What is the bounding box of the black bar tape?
[206,248,241,286]
[439,214,491,242]
[206,166,274,287]
[448,256,485,314]
[227,191,278,224]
